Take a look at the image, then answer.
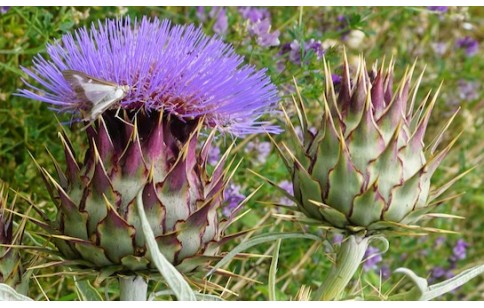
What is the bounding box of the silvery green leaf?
[268,239,282,301]
[136,191,196,301]
[149,290,223,301]
[393,265,484,301]
[74,277,103,301]
[206,232,322,277]
[0,283,33,301]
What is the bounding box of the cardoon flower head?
[18,17,279,136]
[17,16,278,275]
[456,36,479,56]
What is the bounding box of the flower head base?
[32,112,241,274]
[18,17,279,136]
[273,53,465,235]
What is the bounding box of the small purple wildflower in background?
[331,74,342,86]
[210,7,228,35]
[456,36,479,56]
[208,146,221,165]
[240,7,279,48]
[380,265,391,280]
[279,39,326,65]
[451,239,468,262]
[278,180,294,206]
[363,246,382,272]
[332,233,344,245]
[431,42,448,56]
[305,39,325,60]
[434,236,446,248]
[223,183,245,217]
[428,6,448,13]
[245,140,271,164]
[256,28,280,47]
[431,266,447,279]
[195,6,207,23]
[0,6,9,13]
[458,79,479,101]
[239,7,270,23]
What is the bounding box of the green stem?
[315,234,370,300]
[119,276,148,301]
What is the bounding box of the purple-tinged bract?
[18,17,279,136]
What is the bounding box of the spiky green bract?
[279,54,462,235]
[0,184,27,294]
[34,110,238,275]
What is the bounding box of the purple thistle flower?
[363,246,382,272]
[222,183,245,217]
[456,36,479,56]
[209,7,228,35]
[18,17,280,136]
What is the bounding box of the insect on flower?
[62,70,130,122]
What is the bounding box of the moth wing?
[81,83,119,104]
[62,70,117,104]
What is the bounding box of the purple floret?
[18,17,280,136]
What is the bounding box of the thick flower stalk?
[273,53,463,300]
[18,16,278,296]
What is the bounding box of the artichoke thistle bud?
[279,53,460,234]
